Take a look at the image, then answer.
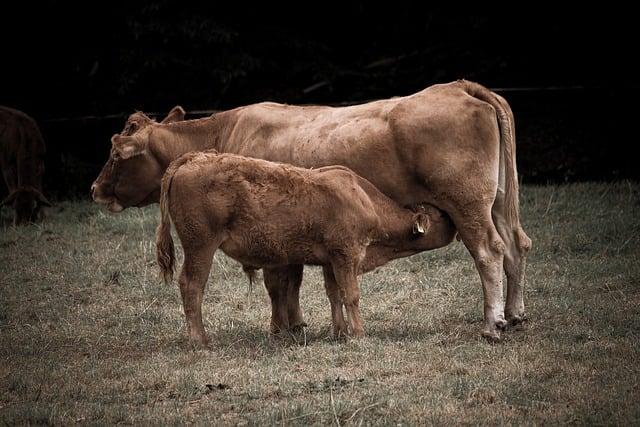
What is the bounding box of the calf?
[0,106,51,225]
[156,150,455,346]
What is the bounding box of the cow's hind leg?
[263,267,291,334]
[494,218,532,327]
[504,226,532,326]
[178,239,218,347]
[453,208,507,341]
[322,266,349,338]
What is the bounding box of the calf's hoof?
[289,322,308,334]
[350,328,365,338]
[270,320,291,335]
[332,326,350,340]
[188,335,209,349]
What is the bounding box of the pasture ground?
[1,183,639,425]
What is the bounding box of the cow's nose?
[90,183,97,200]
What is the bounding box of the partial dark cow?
[93,80,531,340]
[0,106,51,225]
[155,151,456,345]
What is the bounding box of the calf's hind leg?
[178,239,218,347]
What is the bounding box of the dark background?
[1,4,638,199]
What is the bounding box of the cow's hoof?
[481,329,502,343]
[482,319,506,342]
[507,313,527,329]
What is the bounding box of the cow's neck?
[153,111,238,168]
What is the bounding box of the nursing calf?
[156,151,455,346]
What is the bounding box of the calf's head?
[91,106,185,212]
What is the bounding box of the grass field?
[1,183,639,425]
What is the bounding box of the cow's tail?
[156,152,200,283]
[458,79,520,228]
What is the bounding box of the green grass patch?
[1,182,639,424]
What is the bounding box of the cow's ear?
[33,189,52,207]
[412,213,430,235]
[111,134,147,159]
[0,191,18,207]
[161,106,185,124]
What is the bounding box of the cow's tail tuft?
[458,79,520,228]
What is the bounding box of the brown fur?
[0,106,52,225]
[156,152,455,344]
[93,80,531,340]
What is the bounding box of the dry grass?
[1,183,639,425]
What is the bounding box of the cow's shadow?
[199,319,480,353]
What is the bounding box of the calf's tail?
[156,152,201,283]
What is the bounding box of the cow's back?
[218,81,491,207]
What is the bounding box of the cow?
[93,80,531,341]
[0,106,52,225]
[155,150,456,345]
[91,105,186,212]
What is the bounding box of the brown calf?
[0,106,51,225]
[156,151,455,346]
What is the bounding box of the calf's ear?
[111,134,147,159]
[412,213,430,235]
[161,106,186,124]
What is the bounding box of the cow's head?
[91,106,185,212]
[1,185,52,225]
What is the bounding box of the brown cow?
[0,106,51,225]
[93,80,531,340]
[155,150,456,345]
